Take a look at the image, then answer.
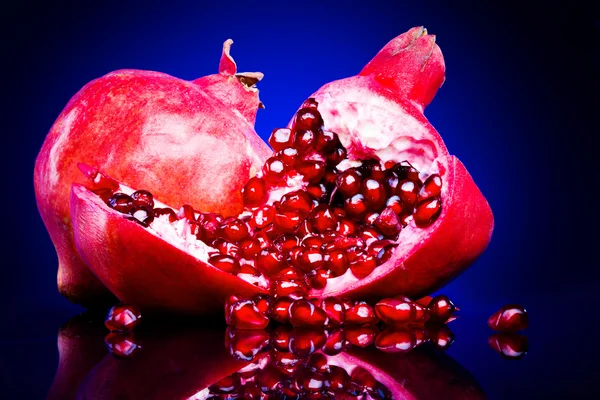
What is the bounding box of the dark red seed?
[256,366,285,392]
[307,353,329,374]
[272,279,308,298]
[225,328,270,362]
[228,299,269,330]
[294,129,317,153]
[239,264,259,276]
[344,194,368,219]
[256,247,285,276]
[345,302,379,325]
[326,250,348,276]
[251,205,275,229]
[321,297,345,325]
[310,269,331,289]
[426,323,455,350]
[374,207,402,238]
[104,332,141,358]
[369,240,397,266]
[94,187,116,203]
[130,190,154,208]
[208,254,240,274]
[108,193,133,214]
[271,325,292,352]
[296,160,326,183]
[153,207,177,222]
[419,173,442,200]
[279,190,313,215]
[315,130,339,153]
[212,239,242,258]
[274,210,303,233]
[488,304,528,332]
[308,205,338,233]
[289,327,327,357]
[219,217,250,243]
[254,294,271,315]
[209,373,241,394]
[374,296,426,326]
[413,197,442,227]
[272,297,294,324]
[350,366,378,391]
[177,204,195,220]
[428,294,458,322]
[385,195,404,215]
[105,304,142,332]
[275,267,305,283]
[273,234,300,254]
[129,206,154,227]
[385,171,400,193]
[277,147,299,166]
[301,236,326,249]
[364,211,380,225]
[336,169,362,197]
[327,147,347,165]
[345,326,379,348]
[302,98,319,109]
[306,183,327,200]
[242,177,267,207]
[397,179,420,206]
[329,365,350,390]
[254,230,272,249]
[263,157,287,184]
[289,299,328,327]
[322,329,346,356]
[374,327,417,353]
[336,218,358,235]
[359,227,383,246]
[294,108,324,132]
[488,333,528,359]
[269,128,293,151]
[298,248,326,273]
[393,161,420,181]
[360,159,385,181]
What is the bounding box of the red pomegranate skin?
[299,27,494,300]
[34,40,270,307]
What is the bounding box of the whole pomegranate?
[34,40,271,307]
[67,27,493,316]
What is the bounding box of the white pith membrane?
[186,350,406,399]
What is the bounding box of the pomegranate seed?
[302,98,319,109]
[239,264,259,275]
[308,205,338,233]
[129,206,154,227]
[274,210,303,233]
[365,211,380,225]
[263,157,287,184]
[321,297,345,325]
[397,180,420,206]
[256,247,285,276]
[307,353,329,374]
[271,325,292,352]
[345,302,379,325]
[269,127,293,151]
[428,294,458,322]
[295,370,328,393]
[289,328,327,357]
[385,171,400,193]
[272,280,308,298]
[105,304,142,332]
[93,187,116,202]
[350,366,378,392]
[301,236,326,249]
[272,297,294,324]
[393,161,420,181]
[298,248,326,272]
[208,254,240,274]
[104,332,141,358]
[243,177,267,207]
[252,205,275,229]
[329,365,350,390]
[225,328,270,362]
[296,160,326,183]
[359,227,383,246]
[336,169,362,197]
[275,267,305,283]
[306,183,327,200]
[349,253,377,279]
[385,195,404,215]
[326,250,348,277]
[488,333,528,359]
[278,147,299,166]
[374,296,426,326]
[360,159,385,181]
[327,146,347,165]
[219,217,250,243]
[177,204,196,220]
[488,304,528,332]
[254,294,271,315]
[294,107,324,132]
[419,173,442,200]
[368,240,397,266]
[362,178,387,210]
[336,218,358,236]
[374,207,402,238]
[287,245,304,267]
[426,323,455,350]
[153,207,177,222]
[310,269,331,289]
[239,238,260,259]
[209,373,241,395]
[107,193,133,213]
[413,197,442,227]
[345,326,379,347]
[289,299,328,327]
[374,327,417,353]
[257,366,285,392]
[279,190,313,215]
[273,234,300,254]
[322,329,346,356]
[315,130,339,153]
[294,129,317,153]
[344,194,368,218]
[228,299,269,330]
[212,238,242,258]
[130,190,154,209]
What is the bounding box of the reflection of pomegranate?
[34,40,270,307]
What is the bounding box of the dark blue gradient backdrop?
[3,0,599,398]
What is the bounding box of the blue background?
[2,0,599,398]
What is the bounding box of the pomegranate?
[34,40,270,306]
[69,26,492,315]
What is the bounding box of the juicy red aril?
[289,299,328,327]
[130,189,154,208]
[220,217,250,242]
[294,108,324,132]
[374,207,402,238]
[360,159,385,181]
[279,190,313,215]
[153,207,177,222]
[269,128,293,151]
[374,296,426,326]
[107,193,133,213]
[322,329,346,355]
[308,205,338,233]
[336,169,362,197]
[272,297,293,324]
[93,187,115,202]
[488,304,528,332]
[336,218,358,235]
[254,294,271,315]
[209,373,241,395]
[294,129,317,153]
[272,280,308,298]
[321,297,345,325]
[428,294,458,322]
[329,365,351,390]
[277,147,298,166]
[256,247,285,276]
[129,206,154,227]
[349,253,377,279]
[227,299,269,330]
[104,332,141,358]
[273,234,300,253]
[225,328,270,362]
[298,249,326,272]
[397,180,420,206]
[350,366,378,392]
[316,130,339,153]
[295,160,326,183]
[251,205,274,229]
[345,194,368,218]
[327,146,347,165]
[426,323,455,350]
[488,333,528,359]
[385,195,404,215]
[271,326,292,352]
[365,211,380,225]
[419,173,442,200]
[359,227,383,245]
[239,238,261,259]
[242,177,267,207]
[327,250,348,276]
[209,254,240,274]
[374,327,418,353]
[263,157,287,184]
[414,197,442,227]
[310,269,331,289]
[274,210,302,233]
[105,304,142,332]
[393,161,420,181]
[177,204,195,220]
[306,183,327,200]
[301,236,326,249]
[345,302,379,326]
[289,327,327,357]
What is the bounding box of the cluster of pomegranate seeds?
[225,293,457,331]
